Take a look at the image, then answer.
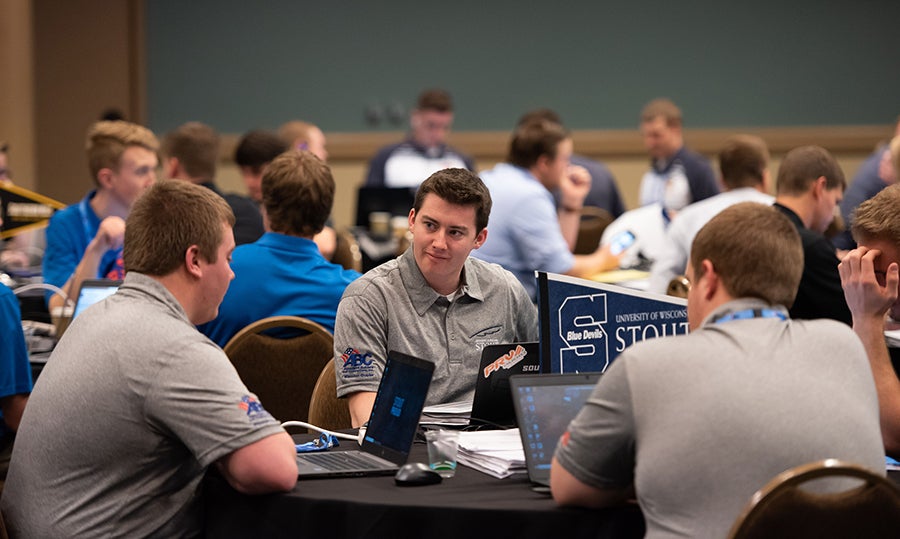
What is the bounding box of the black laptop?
[295,350,434,478]
[510,372,602,490]
[72,279,121,319]
[470,342,541,428]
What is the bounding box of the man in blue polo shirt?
[42,120,159,310]
[638,98,719,209]
[364,88,475,188]
[0,283,32,487]
[199,150,360,347]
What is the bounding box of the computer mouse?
[394,462,443,486]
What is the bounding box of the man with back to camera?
[771,145,851,324]
[638,98,719,209]
[648,134,774,292]
[42,120,158,311]
[334,168,537,427]
[550,202,885,539]
[199,150,361,347]
[471,118,619,301]
[364,88,475,188]
[163,121,265,246]
[839,179,900,458]
[2,180,298,537]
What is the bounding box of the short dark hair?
[516,108,563,127]
[718,135,769,189]
[640,98,683,127]
[416,88,453,113]
[691,202,803,307]
[775,145,846,196]
[234,130,288,174]
[162,122,219,181]
[413,168,491,233]
[507,119,569,169]
[852,183,900,249]
[262,150,334,237]
[124,180,235,276]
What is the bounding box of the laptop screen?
[511,373,601,482]
[72,279,121,319]
[362,350,434,464]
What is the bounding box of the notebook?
[72,279,121,319]
[470,342,541,428]
[295,350,434,478]
[510,372,602,489]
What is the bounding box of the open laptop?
[470,342,541,428]
[295,350,434,478]
[510,372,602,490]
[72,279,121,319]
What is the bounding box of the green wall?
[146,1,900,134]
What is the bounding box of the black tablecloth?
[204,437,645,539]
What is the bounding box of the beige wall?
[0,0,36,190]
[219,141,889,232]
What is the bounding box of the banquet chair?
[223,316,333,430]
[308,360,352,432]
[728,458,900,539]
[331,229,362,272]
[574,206,615,255]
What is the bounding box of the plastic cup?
[425,429,460,478]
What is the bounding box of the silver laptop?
[295,350,434,478]
[72,279,121,318]
[510,372,601,490]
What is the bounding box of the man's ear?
[408,208,416,230]
[165,157,180,180]
[811,176,828,198]
[473,228,488,249]
[185,245,203,279]
[96,167,114,189]
[699,259,718,300]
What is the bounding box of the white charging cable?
[280,421,358,442]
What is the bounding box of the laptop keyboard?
[299,451,382,471]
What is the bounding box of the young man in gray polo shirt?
[2,181,298,537]
[334,168,537,427]
[550,203,884,538]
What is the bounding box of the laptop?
[510,372,602,490]
[72,279,121,319]
[470,342,541,428]
[295,350,434,478]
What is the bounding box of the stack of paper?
[885,329,900,348]
[456,428,526,479]
[421,401,471,427]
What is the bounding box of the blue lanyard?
[711,308,787,324]
[77,197,95,244]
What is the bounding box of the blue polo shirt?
[0,284,32,437]
[198,232,361,347]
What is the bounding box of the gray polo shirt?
[2,272,284,537]
[334,249,537,406]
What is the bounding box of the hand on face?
[558,165,591,210]
[93,216,126,252]
[839,246,900,324]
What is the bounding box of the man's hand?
[559,165,591,211]
[90,216,126,253]
[839,246,899,325]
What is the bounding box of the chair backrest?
[728,458,900,539]
[332,229,362,272]
[308,360,352,431]
[223,316,334,427]
[574,206,615,255]
[666,275,690,298]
